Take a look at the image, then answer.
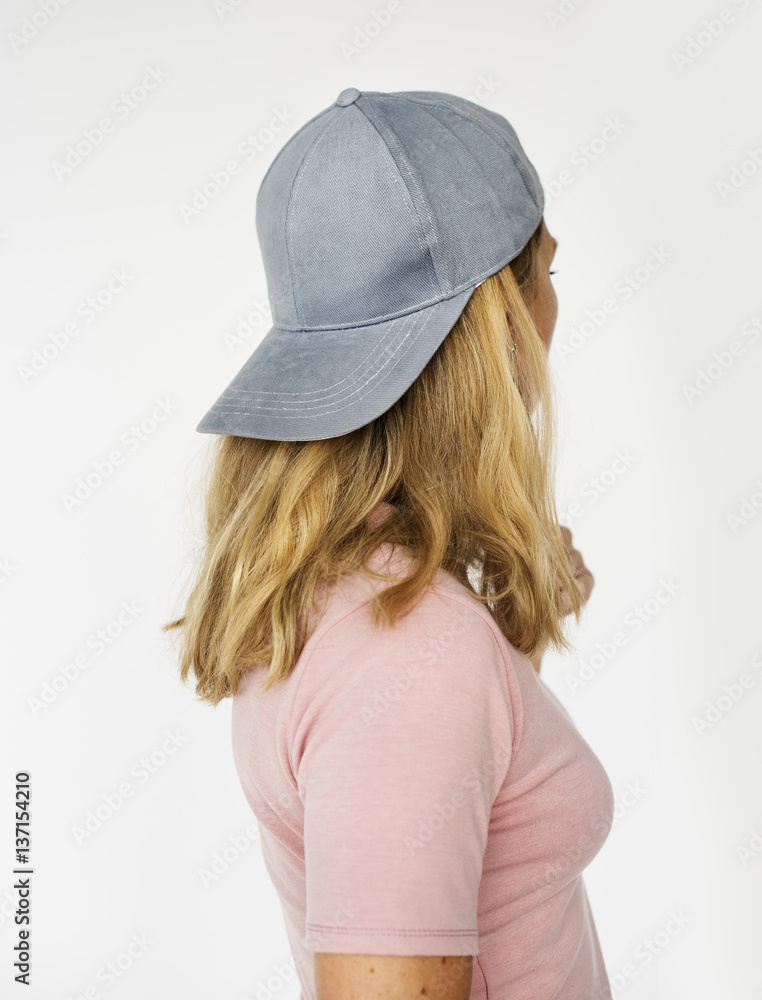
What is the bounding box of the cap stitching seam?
[207,305,442,412]
[353,101,443,293]
[384,94,540,209]
[225,312,409,401]
[266,243,517,330]
[411,105,505,226]
[210,316,436,412]
[272,295,451,330]
[285,112,345,327]
[256,105,334,200]
[287,106,434,324]
[356,100,443,290]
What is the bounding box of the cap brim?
[195,285,477,441]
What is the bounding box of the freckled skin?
[314,953,473,999]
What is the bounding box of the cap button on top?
[336,87,361,107]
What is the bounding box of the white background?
[3,0,761,997]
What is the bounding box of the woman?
[164,88,610,1000]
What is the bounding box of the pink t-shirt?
[231,502,614,999]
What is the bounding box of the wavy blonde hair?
[163,220,585,704]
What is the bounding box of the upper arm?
[296,594,514,960]
[314,952,473,1000]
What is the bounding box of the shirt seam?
[288,576,524,782]
[306,923,478,936]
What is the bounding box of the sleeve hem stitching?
[307,923,478,937]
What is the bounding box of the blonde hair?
[163,221,585,704]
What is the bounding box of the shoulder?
[312,543,512,668]
[292,544,519,723]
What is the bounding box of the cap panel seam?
[286,104,436,323]
[200,89,545,438]
[267,237,523,332]
[402,105,505,242]
[353,99,444,295]
[268,281,471,331]
[284,110,346,327]
[256,104,335,200]
[384,93,541,209]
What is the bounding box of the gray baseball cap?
[196,87,544,441]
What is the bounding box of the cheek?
[535,280,558,347]
[549,284,558,328]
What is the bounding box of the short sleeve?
[291,591,515,957]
